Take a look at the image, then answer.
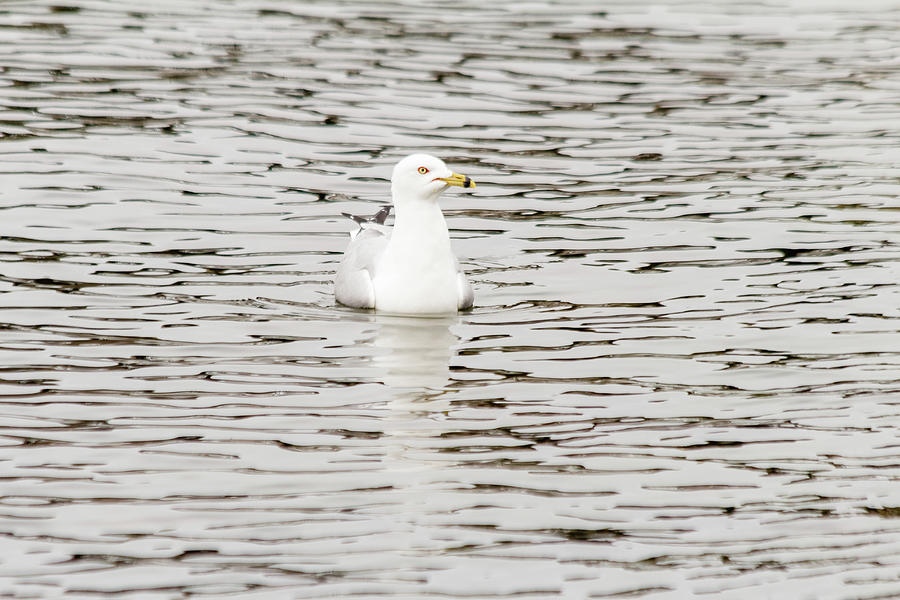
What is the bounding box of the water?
[2,0,900,598]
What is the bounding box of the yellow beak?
[437,172,476,189]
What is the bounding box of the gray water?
[2,0,900,598]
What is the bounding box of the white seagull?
[334,154,476,314]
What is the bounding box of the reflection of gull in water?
[373,314,458,390]
[375,316,458,570]
[334,154,476,315]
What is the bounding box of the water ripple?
[1,0,899,598]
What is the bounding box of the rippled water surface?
[2,0,900,598]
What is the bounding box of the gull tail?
[342,206,391,238]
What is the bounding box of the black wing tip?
[341,212,366,225]
[372,206,391,224]
[342,205,391,226]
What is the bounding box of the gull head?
[391,153,475,204]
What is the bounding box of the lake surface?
[1,0,900,598]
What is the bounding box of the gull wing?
[455,257,474,311]
[334,207,391,309]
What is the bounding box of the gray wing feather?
[455,257,474,311]
[334,208,390,309]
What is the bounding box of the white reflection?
[371,314,458,389]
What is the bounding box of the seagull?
[334,154,476,314]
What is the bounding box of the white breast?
[372,202,460,315]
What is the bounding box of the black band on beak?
[463,176,472,188]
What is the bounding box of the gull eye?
[417,166,429,175]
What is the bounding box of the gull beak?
[437,172,476,189]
